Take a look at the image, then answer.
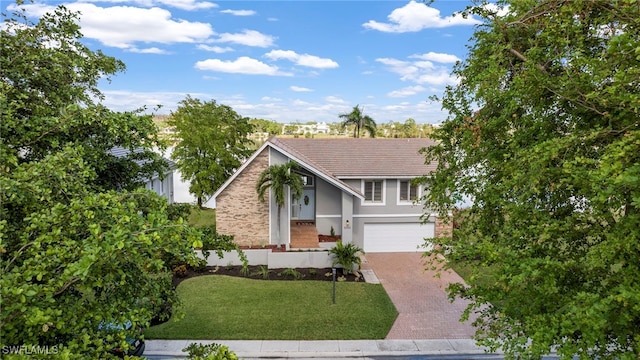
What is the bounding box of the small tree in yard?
[169,96,254,207]
[420,1,640,359]
[256,162,303,248]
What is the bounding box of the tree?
[1,3,203,358]
[339,105,377,138]
[0,5,167,192]
[420,1,640,359]
[256,162,303,248]
[169,96,254,207]
[249,118,282,135]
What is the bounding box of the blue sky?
[8,0,493,124]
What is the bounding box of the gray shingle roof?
[269,137,437,178]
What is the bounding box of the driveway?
[363,252,476,339]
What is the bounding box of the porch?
[289,220,320,249]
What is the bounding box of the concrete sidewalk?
[144,339,500,359]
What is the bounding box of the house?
[212,137,451,253]
[108,146,175,204]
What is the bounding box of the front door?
[297,189,315,220]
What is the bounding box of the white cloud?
[410,52,460,63]
[387,85,426,98]
[261,96,282,102]
[290,86,313,92]
[220,9,256,16]
[265,50,339,69]
[197,45,234,53]
[194,56,292,76]
[325,96,346,104]
[376,57,455,87]
[15,3,214,49]
[80,0,218,11]
[363,0,480,33]
[215,30,275,47]
[129,47,169,54]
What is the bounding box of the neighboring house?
[212,137,451,253]
[108,147,175,204]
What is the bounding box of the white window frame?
[397,179,420,205]
[361,179,386,206]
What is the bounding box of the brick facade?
[434,215,453,238]
[215,148,270,247]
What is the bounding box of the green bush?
[173,264,188,277]
[328,241,364,274]
[167,203,193,221]
[183,342,239,360]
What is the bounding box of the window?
[364,180,384,203]
[399,180,418,203]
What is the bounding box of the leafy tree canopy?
[0,5,167,192]
[1,3,203,358]
[169,96,254,207]
[422,1,640,359]
[249,118,282,135]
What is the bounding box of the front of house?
[212,137,450,253]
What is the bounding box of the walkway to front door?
[363,253,477,339]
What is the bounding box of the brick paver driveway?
[363,252,476,339]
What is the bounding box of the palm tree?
[256,162,304,248]
[339,105,377,138]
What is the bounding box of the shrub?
[173,265,188,277]
[183,343,239,360]
[251,265,271,279]
[278,268,305,280]
[328,241,364,274]
[167,203,193,221]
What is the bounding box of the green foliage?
[199,226,248,267]
[328,241,364,274]
[0,3,210,358]
[338,105,377,138]
[249,118,282,135]
[167,203,194,221]
[169,96,254,207]
[420,1,640,359]
[256,162,304,247]
[251,265,272,279]
[183,343,239,360]
[278,268,305,280]
[0,5,167,193]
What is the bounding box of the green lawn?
[449,260,498,288]
[145,275,397,340]
[188,207,216,228]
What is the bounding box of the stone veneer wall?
[434,215,453,238]
[215,148,270,247]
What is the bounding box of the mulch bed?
[173,265,363,287]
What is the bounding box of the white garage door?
[364,222,435,253]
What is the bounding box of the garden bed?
[173,265,363,287]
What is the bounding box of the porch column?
[341,192,353,244]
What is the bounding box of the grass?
[188,207,216,228]
[145,275,397,340]
[448,259,498,288]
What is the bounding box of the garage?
[364,222,435,253]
